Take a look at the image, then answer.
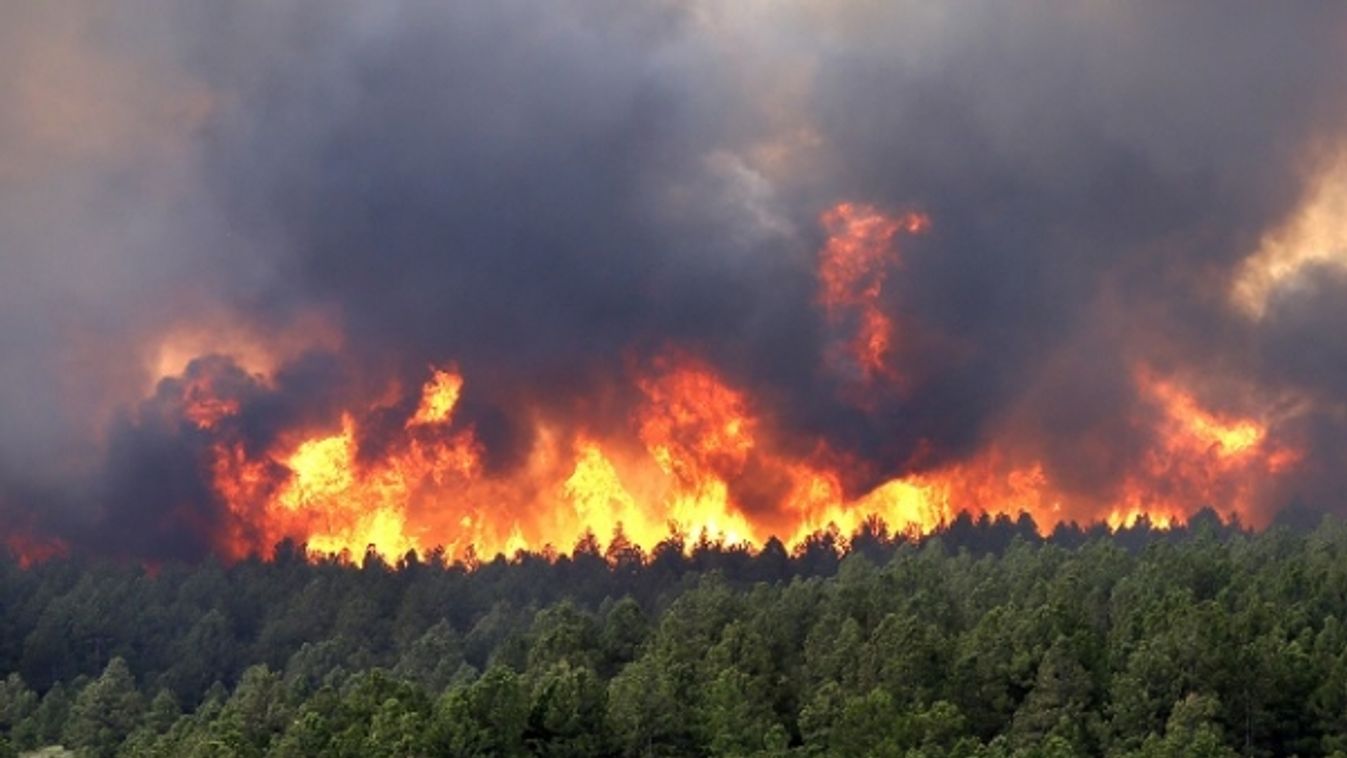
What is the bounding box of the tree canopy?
[0,510,1343,755]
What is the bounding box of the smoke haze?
[3,2,1347,560]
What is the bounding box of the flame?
[1104,509,1177,532]
[181,370,241,430]
[817,202,930,382]
[157,349,1304,563]
[1108,371,1301,526]
[407,368,464,427]
[1143,374,1264,458]
[208,369,483,560]
[3,532,69,568]
[272,416,421,558]
[562,439,661,547]
[72,202,1301,565]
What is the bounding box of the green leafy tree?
[24,680,72,747]
[5,508,1347,755]
[429,665,529,756]
[64,657,144,758]
[599,597,649,674]
[209,664,291,755]
[527,602,599,674]
[164,609,238,702]
[1130,694,1238,758]
[862,613,946,707]
[144,689,181,734]
[271,685,342,758]
[393,619,464,695]
[700,667,783,756]
[526,662,611,756]
[827,688,910,755]
[607,654,687,756]
[1010,637,1095,752]
[0,673,37,749]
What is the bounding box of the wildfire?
[164,204,1303,564]
[562,440,660,549]
[173,347,1299,564]
[1143,374,1265,459]
[207,369,483,561]
[181,370,240,430]
[1103,371,1301,528]
[634,360,761,544]
[407,368,464,427]
[2,532,69,568]
[817,202,930,383]
[5,203,1307,567]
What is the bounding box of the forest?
[1,508,1345,757]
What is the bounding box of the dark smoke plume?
[2,2,1347,559]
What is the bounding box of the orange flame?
[181,371,241,430]
[210,369,483,560]
[1104,371,1301,529]
[106,202,1301,564]
[634,359,763,545]
[818,202,929,382]
[185,350,1301,564]
[407,368,464,427]
[3,532,69,568]
[0,198,1311,566]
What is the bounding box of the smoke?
[3,1,1347,558]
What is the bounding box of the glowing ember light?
[74,205,1283,565]
[817,202,930,382]
[1104,508,1176,532]
[210,374,482,560]
[271,415,419,559]
[1144,374,1264,458]
[636,358,762,546]
[185,353,1309,564]
[1106,369,1302,525]
[407,368,464,427]
[637,361,756,482]
[180,372,240,430]
[277,418,360,512]
[562,440,660,550]
[3,532,69,568]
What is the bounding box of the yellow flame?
[1144,376,1264,457]
[202,356,1301,563]
[407,368,464,427]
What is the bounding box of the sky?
[3,2,1347,560]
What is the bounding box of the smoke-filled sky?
[4,2,1347,561]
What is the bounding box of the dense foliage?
[1,509,1345,756]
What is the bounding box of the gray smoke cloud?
[2,1,1346,558]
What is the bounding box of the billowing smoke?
[3,1,1347,561]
